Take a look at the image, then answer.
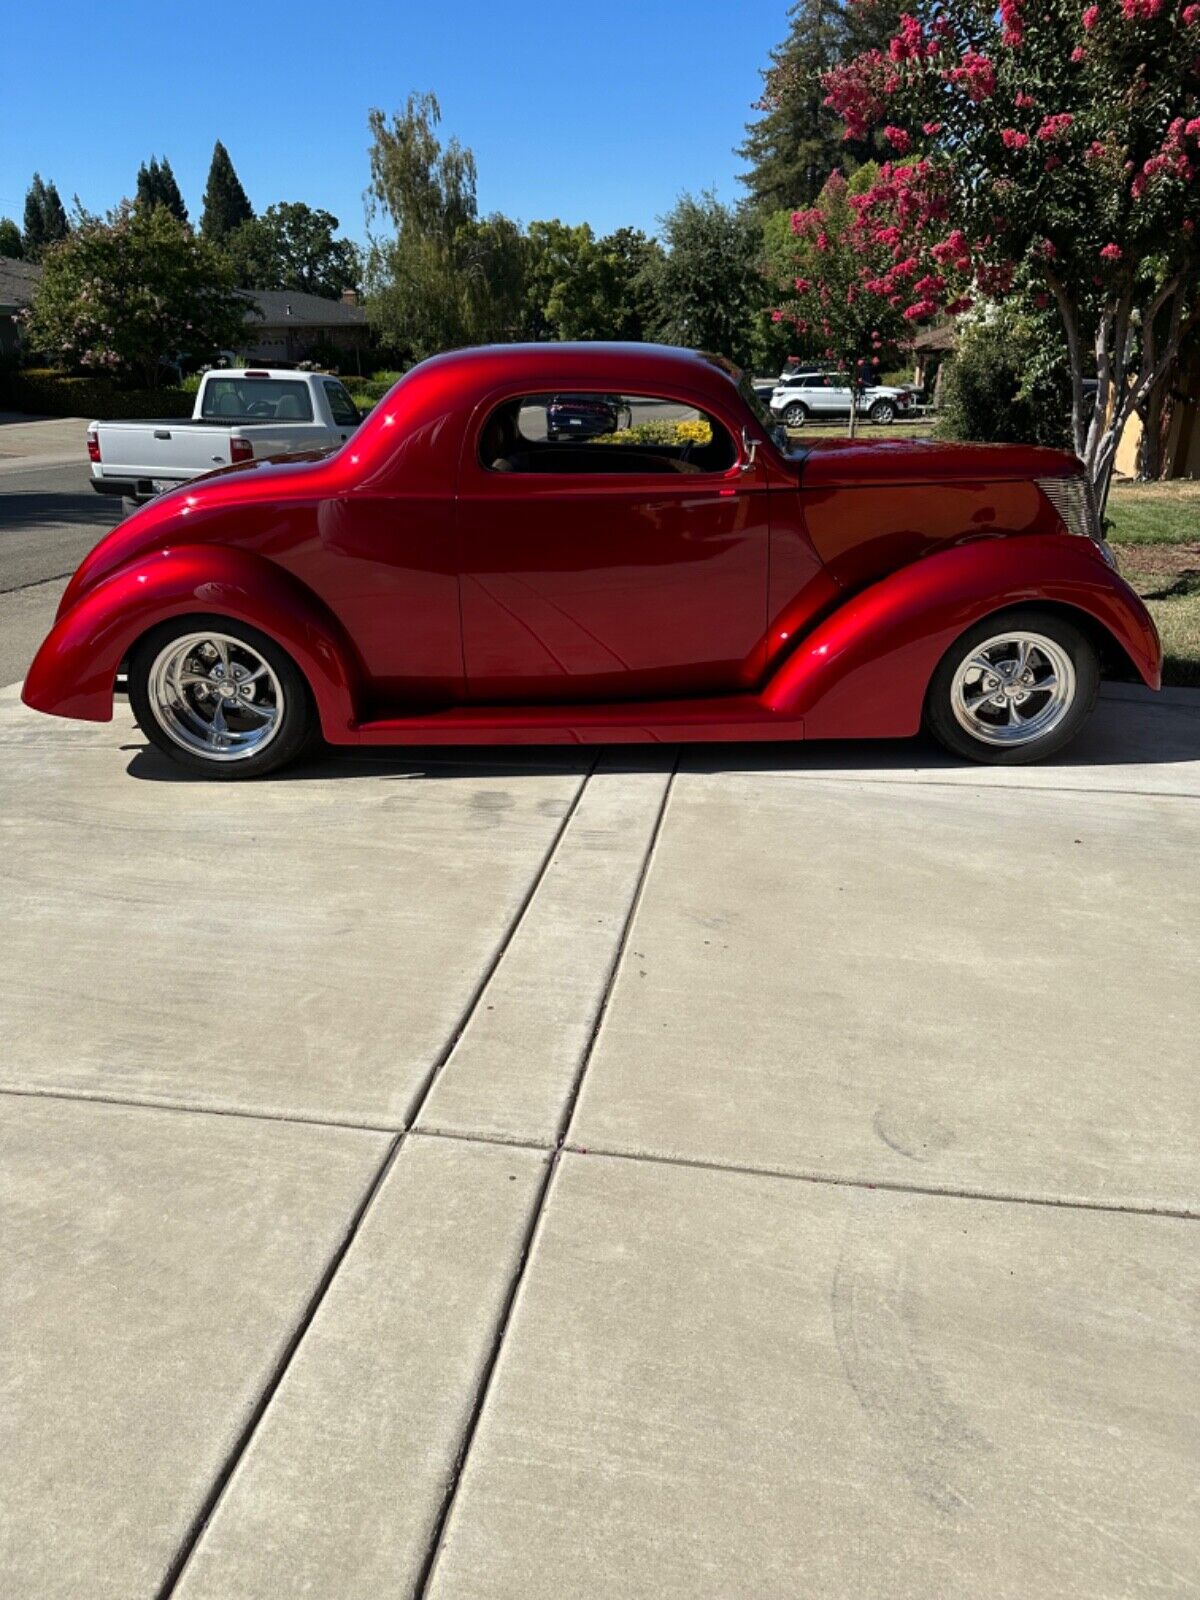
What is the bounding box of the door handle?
[154,430,171,440]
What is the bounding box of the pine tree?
[136,156,188,223]
[156,158,188,224]
[738,0,904,212]
[22,173,69,260]
[0,217,23,259]
[200,141,253,242]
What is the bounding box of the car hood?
[793,438,1081,488]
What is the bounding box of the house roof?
[241,288,367,327]
[0,256,42,310]
[911,321,958,353]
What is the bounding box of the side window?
[324,380,360,427]
[479,393,738,476]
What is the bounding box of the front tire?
[783,401,808,426]
[924,609,1099,764]
[129,615,315,779]
[869,400,897,423]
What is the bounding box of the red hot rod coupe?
[24,343,1160,777]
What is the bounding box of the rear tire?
[924,608,1100,764]
[129,615,315,779]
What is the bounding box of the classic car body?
[24,342,1160,774]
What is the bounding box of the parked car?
[770,370,915,426]
[86,369,363,507]
[546,393,625,441]
[26,342,1158,778]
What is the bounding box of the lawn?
[1107,480,1200,686]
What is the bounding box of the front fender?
[765,535,1161,739]
[22,544,360,738]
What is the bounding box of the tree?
[740,0,906,211]
[364,91,483,359]
[774,165,913,431]
[225,203,359,297]
[200,141,253,242]
[595,227,666,341]
[0,218,22,258]
[135,156,188,223]
[822,0,1200,503]
[23,174,69,260]
[654,192,760,366]
[27,203,247,386]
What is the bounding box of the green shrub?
[935,309,1070,450]
[595,418,712,446]
[0,371,194,419]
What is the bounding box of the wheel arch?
[762,535,1161,739]
[23,544,362,739]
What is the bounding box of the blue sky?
[2,1,785,244]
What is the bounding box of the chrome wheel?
[949,631,1075,748]
[146,631,285,763]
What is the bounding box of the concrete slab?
[172,1133,546,1599]
[0,1093,386,1600]
[418,756,672,1146]
[688,687,1200,798]
[0,694,588,1127]
[425,1152,1200,1600]
[572,774,1200,1212]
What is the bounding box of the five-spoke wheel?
[926,609,1099,764]
[129,617,314,778]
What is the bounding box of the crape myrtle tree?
[811,0,1200,503]
[773,163,913,432]
[27,203,246,386]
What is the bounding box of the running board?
[345,695,805,746]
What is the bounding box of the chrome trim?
[949,631,1076,748]
[147,632,284,763]
[1036,475,1101,544]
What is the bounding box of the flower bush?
[804,0,1200,497]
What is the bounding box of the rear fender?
[22,544,360,737]
[764,534,1161,739]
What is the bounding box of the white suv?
[770,370,915,426]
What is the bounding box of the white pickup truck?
[87,368,363,505]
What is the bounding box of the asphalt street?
[0,458,121,684]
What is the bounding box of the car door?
[456,389,771,703]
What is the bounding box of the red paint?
[24,343,1161,747]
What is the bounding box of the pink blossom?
[1186,117,1200,135]
[1040,237,1058,257]
[1000,0,1025,43]
[945,51,996,102]
[1099,242,1122,260]
[1037,113,1074,141]
[1082,3,1100,24]
[889,13,926,60]
[1120,0,1163,15]
[1186,4,1200,22]
[1015,91,1037,107]
[922,120,943,134]
[884,124,912,153]
[1002,128,1030,149]
[1070,44,1087,59]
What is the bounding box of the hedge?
[0,371,194,420]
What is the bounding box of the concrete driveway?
[2,683,1197,1599]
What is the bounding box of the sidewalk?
[0,412,89,469]
[1,682,1197,1599]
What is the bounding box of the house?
[910,321,958,398]
[1114,340,1200,479]
[0,257,42,357]
[239,288,370,370]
